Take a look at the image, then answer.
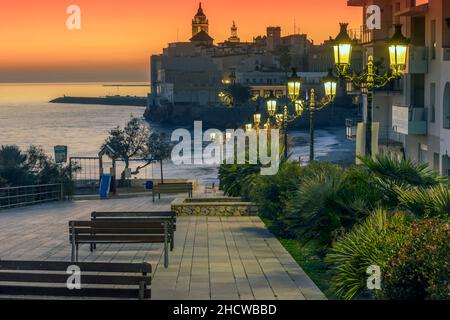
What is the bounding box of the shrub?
[325,209,412,300]
[358,155,442,207]
[396,184,450,219]
[218,163,261,198]
[250,161,303,220]
[0,145,80,197]
[381,218,449,300]
[283,163,382,246]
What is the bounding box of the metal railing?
[378,126,405,147]
[0,183,63,210]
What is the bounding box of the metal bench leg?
[170,229,174,251]
[76,244,79,262]
[71,243,76,262]
[164,223,169,268]
[70,223,76,262]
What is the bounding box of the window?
[418,144,428,164]
[395,2,401,12]
[430,83,436,123]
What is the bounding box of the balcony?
[392,105,427,135]
[408,46,428,74]
[378,126,405,147]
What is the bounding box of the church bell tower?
[192,2,209,37]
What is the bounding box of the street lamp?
[388,24,409,76]
[333,23,353,74]
[287,68,302,101]
[266,93,277,116]
[323,69,338,100]
[253,68,337,161]
[333,23,409,157]
[253,112,262,126]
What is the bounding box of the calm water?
[0,83,355,183]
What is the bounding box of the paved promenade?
[0,196,326,300]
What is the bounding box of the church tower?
[192,2,209,37]
[228,21,240,43]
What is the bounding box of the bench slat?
[69,221,166,228]
[74,235,165,242]
[0,286,151,299]
[70,228,167,235]
[92,211,175,218]
[0,261,151,274]
[0,272,151,285]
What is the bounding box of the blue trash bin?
[145,181,154,190]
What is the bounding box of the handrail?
[0,183,61,191]
[0,183,63,210]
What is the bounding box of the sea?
[0,83,355,183]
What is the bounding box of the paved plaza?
[0,196,325,300]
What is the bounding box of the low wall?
[171,197,258,216]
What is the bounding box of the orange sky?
[0,0,363,83]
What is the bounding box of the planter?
[171,197,258,216]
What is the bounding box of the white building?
[349,0,450,175]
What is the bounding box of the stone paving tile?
[0,196,325,300]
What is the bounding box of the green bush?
[218,163,261,198]
[250,161,303,219]
[396,184,450,218]
[283,163,383,246]
[0,145,80,197]
[325,209,412,300]
[381,218,449,300]
[358,155,442,207]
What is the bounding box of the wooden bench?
[152,183,193,202]
[69,220,172,268]
[0,260,151,300]
[90,211,176,250]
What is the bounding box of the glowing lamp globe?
[333,23,353,71]
[287,68,302,101]
[323,69,338,100]
[388,24,409,75]
[266,93,277,116]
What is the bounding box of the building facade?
[349,0,450,175]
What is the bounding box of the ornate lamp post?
[252,68,337,161]
[333,23,409,157]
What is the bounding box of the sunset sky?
[0,0,365,83]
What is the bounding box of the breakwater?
[50,96,147,106]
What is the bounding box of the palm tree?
[358,155,442,206]
[396,184,450,218]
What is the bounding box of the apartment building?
[349,0,450,175]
